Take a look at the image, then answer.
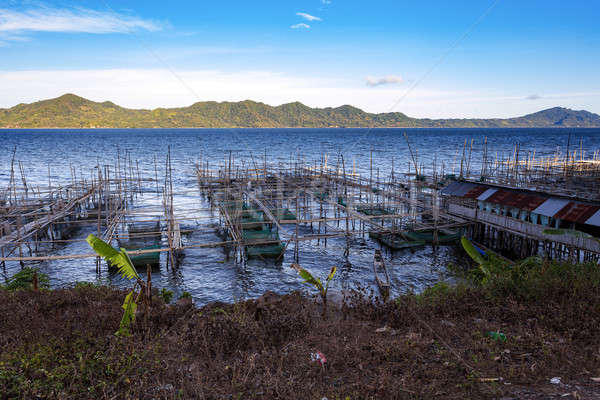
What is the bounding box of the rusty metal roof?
[443,181,600,227]
[485,190,547,211]
[555,202,600,224]
[463,186,488,199]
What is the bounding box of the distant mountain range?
[1,94,599,128]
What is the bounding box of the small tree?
[2,267,50,290]
[291,264,336,318]
[86,234,146,336]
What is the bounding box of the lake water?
[1,128,599,304]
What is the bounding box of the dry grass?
[1,261,600,399]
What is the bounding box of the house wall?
[448,203,600,254]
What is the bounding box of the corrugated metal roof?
[440,181,461,196]
[443,182,600,227]
[555,202,600,224]
[477,188,497,201]
[463,186,488,199]
[485,190,546,211]
[532,198,570,217]
[441,181,477,197]
[585,209,600,227]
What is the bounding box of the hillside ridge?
[1,94,599,128]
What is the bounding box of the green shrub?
[460,236,600,303]
[4,268,50,290]
[179,291,192,300]
[479,259,600,302]
[74,281,99,289]
[159,288,174,304]
[415,281,472,307]
[417,281,452,302]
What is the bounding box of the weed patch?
[1,261,599,398]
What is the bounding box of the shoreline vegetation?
[2,259,600,398]
[1,94,600,129]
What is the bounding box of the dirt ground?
[1,277,600,399]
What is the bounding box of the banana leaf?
[116,290,137,337]
[327,266,337,282]
[291,264,338,294]
[87,234,139,281]
[325,266,337,292]
[298,267,322,290]
[461,236,486,266]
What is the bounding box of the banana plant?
[86,234,145,336]
[460,236,487,266]
[291,264,336,318]
[461,236,494,281]
[461,236,545,284]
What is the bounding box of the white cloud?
[525,94,542,100]
[322,0,332,4]
[0,31,28,46]
[296,12,321,22]
[290,23,310,29]
[366,75,403,87]
[0,6,160,41]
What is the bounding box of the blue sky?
[0,0,599,117]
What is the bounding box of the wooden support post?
[146,264,152,304]
[295,193,299,263]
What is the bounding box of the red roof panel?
[463,186,488,199]
[485,190,546,211]
[554,202,600,224]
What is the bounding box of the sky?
[0,0,599,118]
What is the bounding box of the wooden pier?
[1,137,599,271]
[0,150,187,270]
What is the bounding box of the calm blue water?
[1,128,599,304]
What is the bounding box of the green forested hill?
[1,93,599,128]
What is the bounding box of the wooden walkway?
[0,187,96,247]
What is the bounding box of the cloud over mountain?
[366,75,403,87]
[526,94,542,100]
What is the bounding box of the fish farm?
[1,140,600,299]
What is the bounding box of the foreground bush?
[1,267,50,290]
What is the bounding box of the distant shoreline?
[2,93,600,129]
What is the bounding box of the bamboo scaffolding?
[2,138,598,265]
